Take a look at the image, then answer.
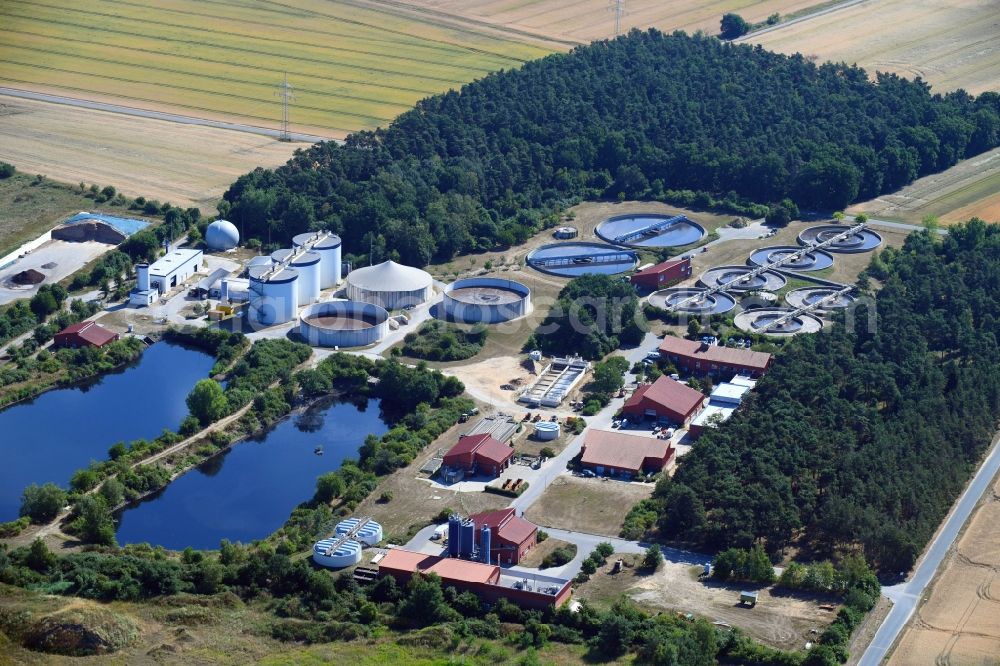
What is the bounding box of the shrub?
[20,483,67,523]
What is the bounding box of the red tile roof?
[446,433,513,466]
[471,508,537,546]
[56,321,118,347]
[379,548,499,584]
[659,336,772,372]
[624,375,704,416]
[580,429,674,472]
[633,259,688,277]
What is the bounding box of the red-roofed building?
[630,257,692,290]
[659,336,772,377]
[622,375,705,425]
[443,433,514,477]
[580,429,675,477]
[377,548,572,610]
[53,321,120,349]
[470,508,538,565]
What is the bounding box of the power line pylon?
[610,0,626,37]
[275,72,294,141]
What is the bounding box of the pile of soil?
[11,269,45,285]
[24,607,139,656]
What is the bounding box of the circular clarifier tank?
[798,225,882,252]
[441,277,530,323]
[648,288,736,314]
[526,242,638,277]
[784,287,855,310]
[748,245,834,271]
[299,300,389,348]
[734,308,824,336]
[596,213,706,248]
[699,265,787,292]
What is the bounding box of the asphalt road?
[859,432,1000,665]
[0,87,331,144]
[867,218,948,236]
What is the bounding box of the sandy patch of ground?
[751,0,1000,95]
[524,474,653,536]
[849,147,1000,226]
[518,537,576,569]
[0,239,110,305]
[889,475,1000,665]
[0,96,301,209]
[576,554,838,651]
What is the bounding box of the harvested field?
[398,0,824,44]
[524,474,653,537]
[577,556,840,651]
[849,146,1000,226]
[0,0,552,137]
[0,96,301,209]
[888,473,1000,665]
[750,0,1000,95]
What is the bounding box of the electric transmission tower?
[275,72,294,141]
[610,0,626,37]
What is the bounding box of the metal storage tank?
[298,300,389,348]
[534,421,560,441]
[245,255,272,273]
[205,219,239,251]
[271,248,293,264]
[294,231,342,289]
[441,277,531,324]
[460,519,475,558]
[346,260,433,310]
[335,517,383,546]
[290,251,321,304]
[248,265,299,326]
[312,537,362,568]
[480,525,492,563]
[448,514,461,557]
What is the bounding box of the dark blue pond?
[114,396,389,550]
[0,342,215,521]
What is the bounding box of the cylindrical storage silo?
[448,514,461,557]
[480,525,492,564]
[294,232,342,289]
[270,247,293,265]
[460,519,475,558]
[290,251,321,304]
[249,266,299,326]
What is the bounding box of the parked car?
[582,469,596,478]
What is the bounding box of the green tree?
[19,483,67,523]
[642,544,664,570]
[720,13,750,39]
[25,538,57,572]
[186,379,229,425]
[99,478,125,507]
[71,495,117,546]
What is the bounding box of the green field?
[0,0,553,136]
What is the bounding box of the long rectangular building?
[378,549,572,610]
[580,429,675,478]
[658,336,772,377]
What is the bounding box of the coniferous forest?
[646,220,1000,573]
[222,30,1000,266]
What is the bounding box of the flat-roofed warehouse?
[345,260,433,310]
[580,429,676,478]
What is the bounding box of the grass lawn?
[0,173,101,258]
[525,474,654,537]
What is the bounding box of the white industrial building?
[345,260,433,310]
[130,248,203,307]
